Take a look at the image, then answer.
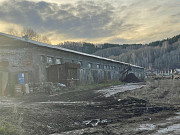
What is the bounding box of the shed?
[47,63,80,86]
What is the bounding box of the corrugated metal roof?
[0,32,144,69]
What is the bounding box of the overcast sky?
[0,0,180,44]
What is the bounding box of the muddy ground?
[0,79,179,135]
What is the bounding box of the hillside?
[109,40,180,70]
[58,34,180,70]
[107,35,180,70]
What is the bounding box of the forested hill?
[57,34,180,70]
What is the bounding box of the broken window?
[18,73,25,84]
[97,64,100,69]
[88,63,92,68]
[47,57,54,64]
[78,61,83,67]
[55,58,62,64]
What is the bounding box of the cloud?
[0,0,180,44]
[0,0,117,39]
[0,20,23,33]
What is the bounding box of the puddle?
[36,101,95,105]
[138,124,156,131]
[0,102,15,107]
[0,100,23,107]
[50,128,102,135]
[166,116,180,121]
[156,124,180,134]
[98,83,145,97]
[157,122,172,127]
[166,112,180,121]
[139,112,180,134]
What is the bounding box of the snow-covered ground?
[97,83,145,97]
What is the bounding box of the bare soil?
[0,79,179,135]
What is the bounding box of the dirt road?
[0,80,179,135]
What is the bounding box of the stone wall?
[0,41,144,85]
[0,47,32,67]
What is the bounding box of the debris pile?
[71,119,112,128]
[123,73,140,83]
[82,119,111,127]
[31,82,66,93]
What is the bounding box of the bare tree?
[7,28,20,36]
[7,27,51,44]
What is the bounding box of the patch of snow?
[98,83,145,97]
[138,124,156,131]
[156,124,180,134]
[166,116,180,121]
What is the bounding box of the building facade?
[0,32,144,89]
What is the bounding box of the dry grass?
[0,105,24,135]
[115,79,180,106]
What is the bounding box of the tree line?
[59,34,180,70]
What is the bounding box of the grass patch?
[114,79,180,106]
[0,105,24,135]
[0,119,24,135]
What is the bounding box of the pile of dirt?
[123,73,140,83]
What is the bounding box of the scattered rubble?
[31,82,66,93]
[82,119,111,127]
